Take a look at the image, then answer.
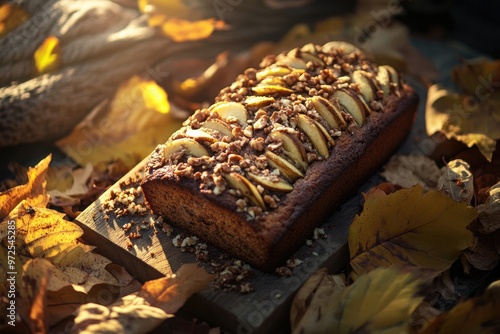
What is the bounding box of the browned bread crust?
[141,42,419,271]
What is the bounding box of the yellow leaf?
[161,18,225,42]
[421,283,500,334]
[34,36,62,75]
[293,267,425,334]
[138,0,202,26]
[70,263,213,333]
[425,82,500,162]
[0,155,51,220]
[57,76,182,168]
[4,203,83,258]
[453,59,500,100]
[0,3,30,38]
[349,185,477,277]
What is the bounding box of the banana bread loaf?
[141,41,419,271]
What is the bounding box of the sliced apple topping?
[201,119,233,138]
[259,76,287,86]
[376,65,391,96]
[268,129,308,171]
[247,172,293,192]
[224,172,266,209]
[244,96,275,108]
[383,65,400,87]
[210,102,248,125]
[313,119,335,148]
[352,70,378,103]
[184,129,218,143]
[310,96,347,130]
[277,56,307,70]
[256,66,292,82]
[253,85,293,96]
[265,150,304,182]
[333,90,367,126]
[301,52,325,66]
[164,138,209,160]
[297,114,329,157]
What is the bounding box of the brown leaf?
[421,281,500,333]
[462,233,499,271]
[381,155,441,190]
[477,181,500,233]
[138,263,213,314]
[290,268,346,332]
[19,258,54,334]
[0,155,51,220]
[47,163,94,207]
[70,264,213,334]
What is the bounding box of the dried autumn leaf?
[34,36,62,75]
[452,59,500,101]
[437,159,474,204]
[477,181,500,234]
[18,258,53,334]
[425,84,500,162]
[292,267,425,334]
[381,155,441,190]
[57,76,183,168]
[71,263,213,334]
[47,163,93,207]
[161,18,225,43]
[290,268,346,332]
[0,155,51,220]
[349,185,477,277]
[421,281,500,333]
[0,3,30,38]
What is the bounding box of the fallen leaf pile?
[0,156,213,333]
[292,152,500,333]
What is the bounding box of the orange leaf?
[0,155,51,220]
[161,18,225,42]
[34,36,62,75]
[0,3,30,38]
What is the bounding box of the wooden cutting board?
[74,158,379,333]
[74,79,425,334]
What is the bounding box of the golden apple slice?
[247,172,293,192]
[333,90,367,126]
[277,56,307,70]
[383,65,400,87]
[352,70,378,102]
[224,172,265,209]
[301,52,325,66]
[310,96,347,130]
[265,150,304,182]
[210,102,248,125]
[268,129,308,171]
[259,76,287,86]
[184,129,217,143]
[201,119,233,138]
[244,96,275,108]
[256,66,292,81]
[376,65,391,96]
[164,138,209,160]
[313,119,335,148]
[253,85,293,96]
[297,114,329,157]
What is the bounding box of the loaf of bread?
[141,41,418,271]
